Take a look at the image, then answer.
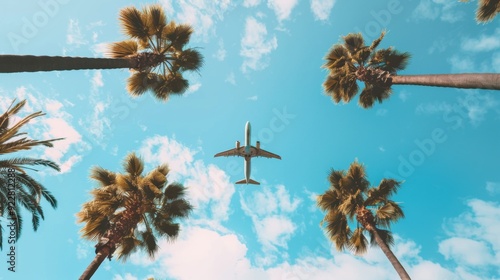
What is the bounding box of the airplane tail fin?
[235,178,260,185]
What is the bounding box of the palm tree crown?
[317,161,411,279]
[77,152,192,280]
[108,4,203,101]
[323,31,410,108]
[323,31,500,108]
[0,99,61,249]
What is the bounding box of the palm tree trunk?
[391,73,500,90]
[79,245,110,280]
[0,55,136,73]
[370,228,411,280]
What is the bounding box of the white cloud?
[449,55,475,72]
[486,182,500,195]
[161,0,232,42]
[267,0,298,22]
[112,273,138,280]
[415,101,453,115]
[462,29,500,52]
[439,237,494,266]
[240,185,301,256]
[458,93,498,125]
[247,95,258,101]
[91,70,104,89]
[310,0,336,21]
[187,82,202,93]
[240,17,278,73]
[226,72,236,85]
[214,39,226,61]
[439,199,500,277]
[66,19,87,47]
[398,90,410,102]
[76,243,89,259]
[78,70,111,146]
[411,0,464,23]
[243,0,261,7]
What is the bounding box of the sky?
[0,0,499,279]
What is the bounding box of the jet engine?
[236,141,240,149]
[256,141,260,149]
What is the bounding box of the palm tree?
[0,4,203,101]
[0,99,61,249]
[317,161,411,280]
[77,152,193,280]
[322,31,500,108]
[460,0,500,23]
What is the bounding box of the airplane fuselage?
[244,121,252,184]
[214,121,281,185]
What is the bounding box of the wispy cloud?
[439,199,500,277]
[411,0,464,23]
[78,70,111,146]
[240,185,301,259]
[161,0,232,42]
[247,95,258,101]
[486,182,500,195]
[66,19,87,47]
[461,28,500,52]
[214,39,227,61]
[240,16,278,72]
[310,0,336,21]
[243,0,261,7]
[225,72,236,85]
[267,0,298,22]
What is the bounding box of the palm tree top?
[322,31,411,108]
[317,161,405,255]
[108,4,204,101]
[77,152,192,261]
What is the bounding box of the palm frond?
[343,33,365,55]
[123,152,144,178]
[176,48,203,71]
[144,4,167,36]
[369,31,386,51]
[139,230,158,257]
[476,0,500,22]
[163,183,186,200]
[166,24,193,50]
[154,220,179,239]
[365,179,401,206]
[323,211,352,251]
[119,6,150,40]
[323,45,349,70]
[90,166,116,186]
[127,72,154,97]
[116,235,141,261]
[369,228,394,247]
[162,199,193,218]
[108,40,139,58]
[323,74,342,103]
[350,228,368,255]
[375,201,404,223]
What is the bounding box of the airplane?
[214,121,281,185]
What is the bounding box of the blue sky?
[0,0,499,279]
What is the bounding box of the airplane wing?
[249,146,281,159]
[214,147,246,157]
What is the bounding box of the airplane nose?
[246,121,250,129]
